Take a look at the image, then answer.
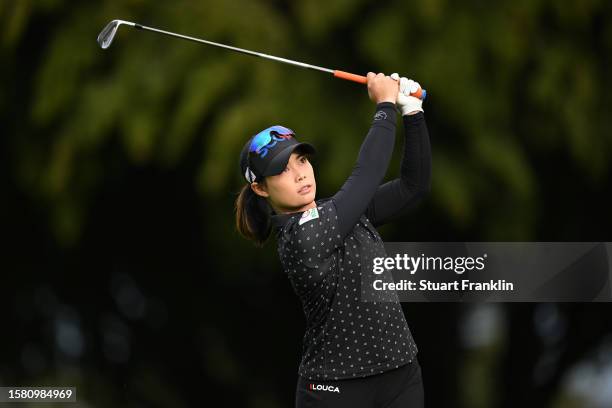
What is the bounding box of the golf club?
[97,19,426,100]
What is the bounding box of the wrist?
[403,111,424,122]
[376,101,398,115]
[373,101,397,126]
[399,103,424,116]
[403,108,423,116]
[376,101,397,111]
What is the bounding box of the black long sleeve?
[364,111,432,227]
[331,102,398,239]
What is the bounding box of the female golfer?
[235,72,431,407]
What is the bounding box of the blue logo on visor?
[249,126,294,158]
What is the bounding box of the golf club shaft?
[134,23,337,76]
[107,20,425,99]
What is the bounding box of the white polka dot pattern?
[273,198,418,381]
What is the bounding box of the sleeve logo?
[374,110,387,121]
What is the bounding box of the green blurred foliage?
[2,0,611,246]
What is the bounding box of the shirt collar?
[270,199,326,230]
[271,211,301,230]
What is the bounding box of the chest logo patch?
[299,207,319,225]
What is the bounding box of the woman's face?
[252,151,316,213]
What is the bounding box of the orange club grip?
[333,70,367,84]
[333,70,425,100]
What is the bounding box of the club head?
[97,19,134,49]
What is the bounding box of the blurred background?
[2,0,612,407]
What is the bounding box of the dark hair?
[235,178,273,247]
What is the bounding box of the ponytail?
[234,181,273,247]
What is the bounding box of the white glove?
[390,73,424,115]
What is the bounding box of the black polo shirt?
[270,103,431,381]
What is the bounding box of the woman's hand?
[367,72,399,104]
[390,73,424,115]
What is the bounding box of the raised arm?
[364,111,432,227]
[331,88,399,239]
